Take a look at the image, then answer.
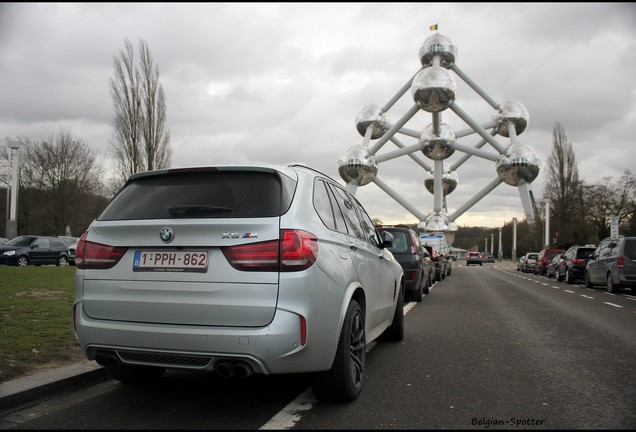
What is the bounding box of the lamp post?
[512,217,517,264]
[6,141,20,239]
[544,197,550,248]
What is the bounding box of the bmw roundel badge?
[160,227,174,243]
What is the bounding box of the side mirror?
[381,231,394,249]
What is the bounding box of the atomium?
[338,31,541,243]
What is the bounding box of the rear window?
[98,170,296,220]
[383,230,409,253]
[575,248,595,259]
[624,239,636,260]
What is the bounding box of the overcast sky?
[1,2,635,229]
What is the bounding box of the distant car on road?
[466,251,482,266]
[480,252,495,263]
[557,245,595,283]
[534,248,565,275]
[0,235,70,267]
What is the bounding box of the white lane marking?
[564,290,575,294]
[261,290,418,429]
[581,295,594,299]
[604,302,623,308]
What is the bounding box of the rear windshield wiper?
[167,205,234,217]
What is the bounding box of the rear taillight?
[222,229,318,272]
[407,270,417,282]
[572,258,584,265]
[75,232,128,269]
[618,255,625,268]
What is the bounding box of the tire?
[423,274,430,295]
[565,269,573,284]
[584,272,594,288]
[607,274,618,294]
[311,299,366,402]
[381,285,404,342]
[411,275,423,302]
[17,256,28,267]
[57,256,69,267]
[555,268,561,282]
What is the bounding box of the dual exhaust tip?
[95,351,254,379]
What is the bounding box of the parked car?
[58,236,80,264]
[516,256,524,271]
[585,236,636,293]
[73,163,405,402]
[466,251,482,266]
[420,233,452,277]
[557,244,596,284]
[480,252,495,263]
[377,225,433,302]
[534,248,565,275]
[0,235,70,267]
[546,255,564,279]
[520,252,538,273]
[424,244,445,281]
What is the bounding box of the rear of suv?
[585,236,636,293]
[377,225,433,302]
[73,164,405,402]
[557,245,595,284]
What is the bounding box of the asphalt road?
[3,263,636,429]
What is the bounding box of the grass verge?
[0,265,84,383]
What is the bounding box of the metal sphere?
[411,66,457,113]
[420,123,456,160]
[424,211,449,232]
[419,33,457,68]
[493,100,529,137]
[424,162,459,195]
[338,145,379,186]
[496,142,541,186]
[355,104,390,139]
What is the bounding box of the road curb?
[0,361,110,413]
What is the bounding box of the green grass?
[0,266,83,383]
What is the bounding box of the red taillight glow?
[222,229,318,272]
[572,258,584,265]
[300,316,307,346]
[408,270,417,282]
[75,232,128,269]
[618,255,624,268]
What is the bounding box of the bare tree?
[545,122,589,246]
[19,129,105,235]
[110,37,171,185]
[584,170,636,239]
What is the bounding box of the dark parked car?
[480,252,495,263]
[73,163,405,403]
[59,236,80,264]
[546,254,564,279]
[378,225,433,301]
[585,236,636,293]
[0,235,70,267]
[423,244,445,281]
[534,248,565,275]
[466,251,482,266]
[557,244,595,283]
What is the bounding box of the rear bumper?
[74,304,334,375]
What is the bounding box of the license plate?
[133,250,209,272]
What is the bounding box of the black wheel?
[584,271,594,288]
[57,256,69,267]
[17,256,28,267]
[381,285,404,342]
[411,274,423,302]
[607,274,618,294]
[311,299,366,402]
[106,362,166,384]
[565,269,573,284]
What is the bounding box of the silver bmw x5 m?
[73,164,404,402]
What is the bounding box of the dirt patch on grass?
[13,289,64,299]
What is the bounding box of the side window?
[313,180,336,231]
[33,238,50,249]
[351,197,381,248]
[329,185,364,240]
[599,240,612,259]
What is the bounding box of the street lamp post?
[6,141,20,239]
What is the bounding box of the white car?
[73,164,405,402]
